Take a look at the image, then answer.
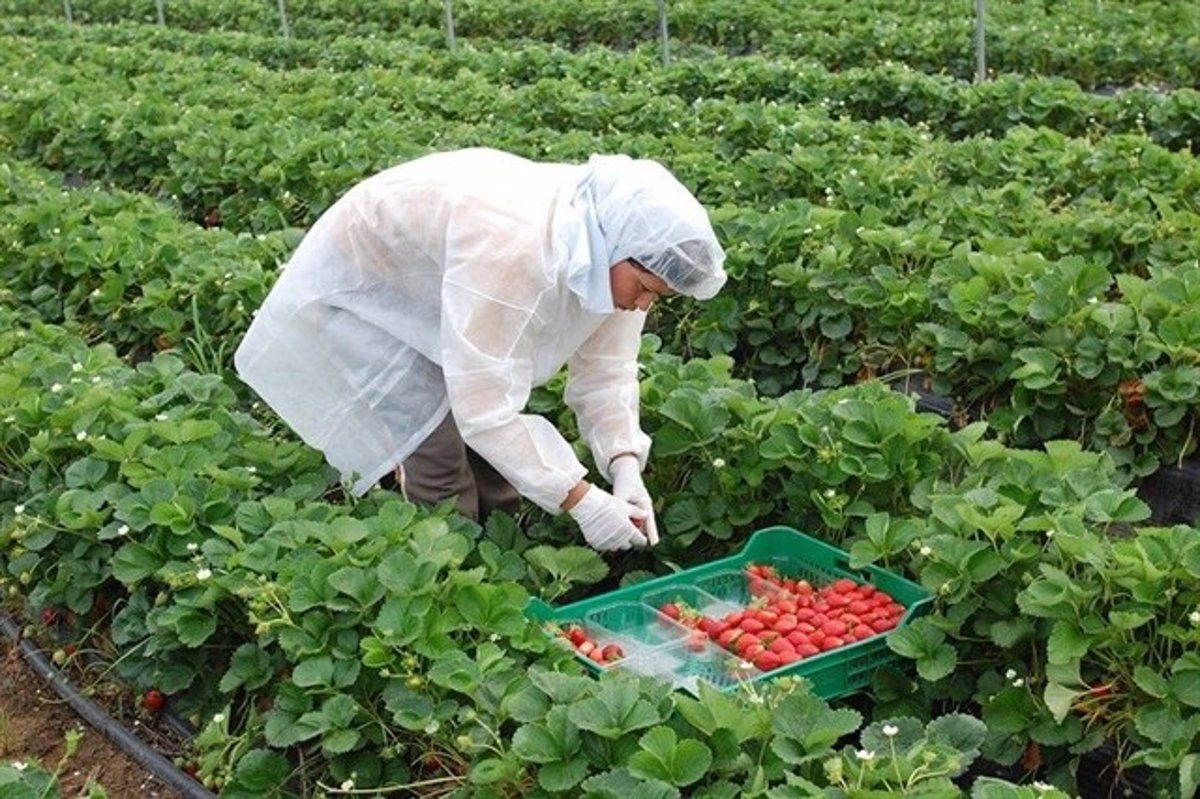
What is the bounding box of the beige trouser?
[391,413,522,522]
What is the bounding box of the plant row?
[4,275,1200,795]
[5,16,1200,153]
[2,144,1200,791]
[4,0,1199,87]
[0,302,1099,791]
[2,35,1198,477]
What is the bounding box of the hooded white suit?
[235,148,725,511]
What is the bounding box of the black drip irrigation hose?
[0,612,216,799]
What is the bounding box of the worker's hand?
[567,484,649,552]
[609,455,659,546]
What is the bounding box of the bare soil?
[0,637,184,798]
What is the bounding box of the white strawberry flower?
[882,724,898,737]
[1189,610,1200,626]
[855,749,875,761]
[117,524,129,536]
[155,413,168,421]
[1005,668,1017,680]
[1012,677,1025,688]
[919,545,933,557]
[340,778,355,791]
[711,458,726,469]
[14,505,24,515]
[75,431,87,441]
[50,383,62,393]
[11,761,27,771]
[212,713,225,724]
[71,363,83,372]
[187,543,198,552]
[196,568,212,581]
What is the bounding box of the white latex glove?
[609,455,659,546]
[567,485,649,552]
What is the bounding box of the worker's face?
[610,259,672,312]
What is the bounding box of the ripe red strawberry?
[588,649,605,663]
[660,603,681,620]
[718,628,743,647]
[755,610,778,625]
[754,651,781,671]
[601,644,624,661]
[832,579,857,594]
[771,615,794,634]
[821,620,848,637]
[566,626,587,646]
[41,607,61,627]
[736,634,761,654]
[739,618,765,634]
[144,689,166,714]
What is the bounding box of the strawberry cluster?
[666,564,905,673]
[553,623,626,665]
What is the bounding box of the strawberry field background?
[1,2,1199,797]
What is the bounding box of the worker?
[234,148,726,552]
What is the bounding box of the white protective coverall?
[234,148,725,515]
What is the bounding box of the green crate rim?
[524,525,934,698]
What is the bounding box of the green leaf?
[567,680,663,739]
[530,669,593,705]
[219,644,274,693]
[161,606,216,647]
[322,728,361,755]
[582,768,680,799]
[1180,753,1200,799]
[512,707,587,792]
[382,681,434,731]
[675,681,762,743]
[454,583,529,636]
[293,656,334,688]
[525,545,608,587]
[1043,683,1082,724]
[111,542,164,583]
[988,618,1035,649]
[771,692,861,764]
[627,726,711,788]
[861,716,924,753]
[1046,621,1090,666]
[1133,666,1169,698]
[231,749,290,792]
[327,566,384,608]
[887,618,956,681]
[925,713,987,759]
[428,652,481,694]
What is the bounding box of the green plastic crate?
[525,526,933,699]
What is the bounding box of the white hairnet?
[578,154,727,300]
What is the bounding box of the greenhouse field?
[1,2,1199,797]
